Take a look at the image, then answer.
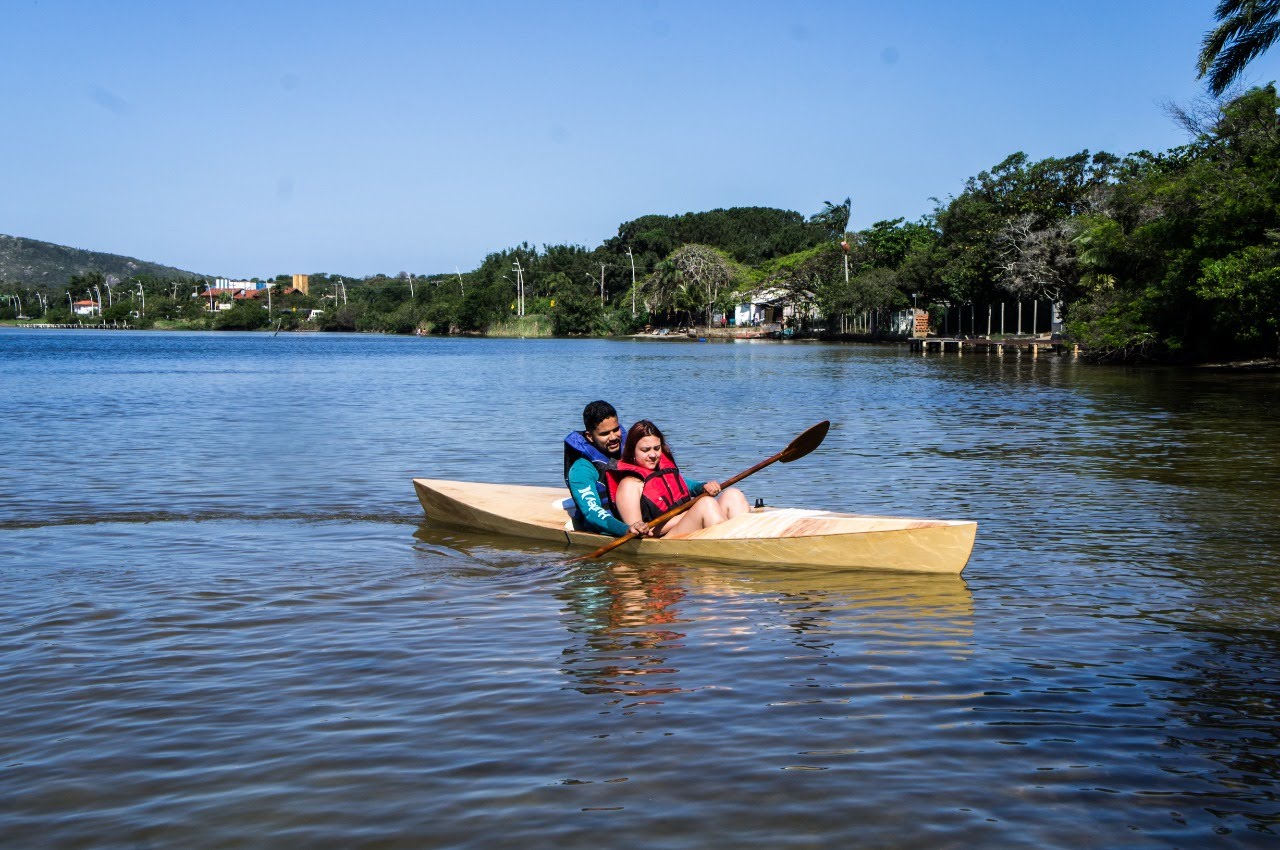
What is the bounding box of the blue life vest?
[563,428,626,498]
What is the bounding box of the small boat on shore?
[413,478,976,574]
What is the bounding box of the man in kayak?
[564,400,649,537]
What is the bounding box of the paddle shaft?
[570,420,829,562]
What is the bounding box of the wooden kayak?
[413,478,977,574]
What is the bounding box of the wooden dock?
[908,337,1078,358]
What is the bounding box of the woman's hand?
[629,520,652,537]
[703,480,722,496]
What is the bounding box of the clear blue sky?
[3,1,1277,280]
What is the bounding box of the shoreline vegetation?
[6,317,1277,371]
[5,85,1280,365]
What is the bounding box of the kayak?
[413,478,977,574]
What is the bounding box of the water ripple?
[3,331,1280,848]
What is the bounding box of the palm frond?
[1198,0,1280,95]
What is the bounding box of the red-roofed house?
[198,289,236,311]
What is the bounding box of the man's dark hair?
[582,400,618,432]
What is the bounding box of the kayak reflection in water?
[606,419,749,538]
[558,561,688,699]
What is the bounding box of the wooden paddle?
[570,420,831,562]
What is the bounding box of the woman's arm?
[616,477,645,526]
[683,477,720,497]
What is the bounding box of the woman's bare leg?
[715,487,749,519]
[658,496,725,537]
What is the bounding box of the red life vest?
[606,453,692,523]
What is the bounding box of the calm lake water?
[2,328,1279,848]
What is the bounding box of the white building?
[213,278,262,290]
[731,288,799,327]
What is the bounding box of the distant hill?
[0,234,205,288]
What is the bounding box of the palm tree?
[1198,0,1280,96]
[811,198,852,241]
[641,257,683,316]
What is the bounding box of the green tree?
[549,272,601,335]
[422,295,458,333]
[1068,86,1280,360]
[763,241,908,331]
[641,244,742,326]
[455,279,508,332]
[898,150,1119,308]
[607,207,825,266]
[45,305,74,324]
[856,218,937,270]
[1196,242,1280,354]
[759,244,829,322]
[316,303,362,332]
[214,301,271,330]
[102,301,132,322]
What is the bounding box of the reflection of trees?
[556,562,689,699]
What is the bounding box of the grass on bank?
[483,314,552,337]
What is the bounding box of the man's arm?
[566,458,630,536]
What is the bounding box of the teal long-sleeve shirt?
[566,457,704,537]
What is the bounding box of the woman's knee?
[719,488,749,515]
[695,496,726,522]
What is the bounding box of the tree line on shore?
[5,94,1279,361]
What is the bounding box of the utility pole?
[512,259,525,317]
[625,247,636,317]
[599,263,606,307]
[840,237,851,335]
[455,266,465,294]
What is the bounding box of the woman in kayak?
[607,419,750,537]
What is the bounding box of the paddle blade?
[779,420,829,463]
